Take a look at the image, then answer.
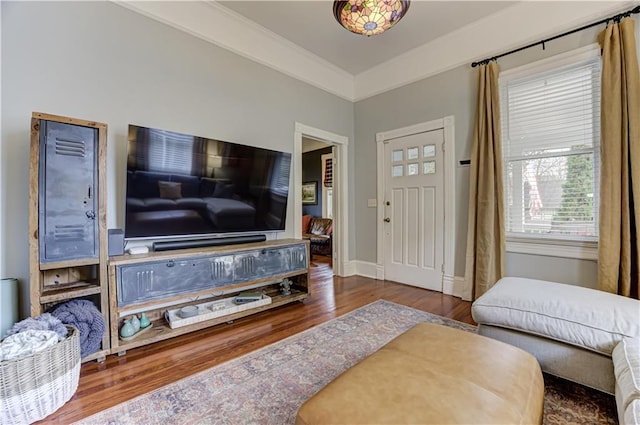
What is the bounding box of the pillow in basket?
[0,330,58,361]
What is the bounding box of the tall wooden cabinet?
[29,112,110,362]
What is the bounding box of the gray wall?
[355,64,475,277]
[354,25,602,283]
[1,1,353,316]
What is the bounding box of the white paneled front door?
[382,129,444,291]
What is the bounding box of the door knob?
[384,217,390,223]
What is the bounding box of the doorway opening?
[294,123,349,277]
[302,139,334,269]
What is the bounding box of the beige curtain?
[462,62,506,301]
[598,17,640,299]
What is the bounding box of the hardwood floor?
[42,256,474,424]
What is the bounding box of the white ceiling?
[218,1,515,75]
[120,1,634,100]
[302,137,332,153]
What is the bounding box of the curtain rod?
[471,5,640,68]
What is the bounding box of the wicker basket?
[0,325,80,424]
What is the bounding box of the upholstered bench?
[295,323,544,425]
[472,277,640,394]
[612,337,640,424]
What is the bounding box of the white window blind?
[321,153,334,218]
[324,157,333,188]
[146,129,194,175]
[271,153,291,195]
[500,50,601,241]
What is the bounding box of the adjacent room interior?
[302,137,335,269]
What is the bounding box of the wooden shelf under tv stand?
[108,239,310,356]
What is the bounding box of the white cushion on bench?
[472,277,640,356]
[626,399,640,425]
[613,338,640,411]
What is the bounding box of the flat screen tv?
[124,124,291,240]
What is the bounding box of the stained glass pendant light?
[333,0,411,36]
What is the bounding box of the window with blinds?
[144,128,195,175]
[271,153,291,195]
[324,157,333,188]
[499,48,601,241]
[321,153,334,219]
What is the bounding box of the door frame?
[375,116,456,294]
[294,123,349,277]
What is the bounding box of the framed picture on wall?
[302,181,318,205]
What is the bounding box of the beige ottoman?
[296,323,544,425]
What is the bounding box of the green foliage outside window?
[553,146,594,225]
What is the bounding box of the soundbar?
[152,234,267,252]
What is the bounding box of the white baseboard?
[454,276,466,299]
[352,260,378,279]
[441,275,466,298]
[350,261,465,297]
[443,274,455,296]
[342,260,357,277]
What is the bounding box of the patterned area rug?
[76,300,617,424]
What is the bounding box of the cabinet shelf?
[81,348,109,363]
[40,282,102,304]
[39,258,101,271]
[114,289,308,353]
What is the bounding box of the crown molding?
[114,1,633,103]
[354,0,633,101]
[114,1,354,101]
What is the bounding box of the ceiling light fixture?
[333,0,411,37]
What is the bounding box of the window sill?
[506,237,597,260]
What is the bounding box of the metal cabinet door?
[116,255,234,306]
[233,244,307,282]
[39,121,98,263]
